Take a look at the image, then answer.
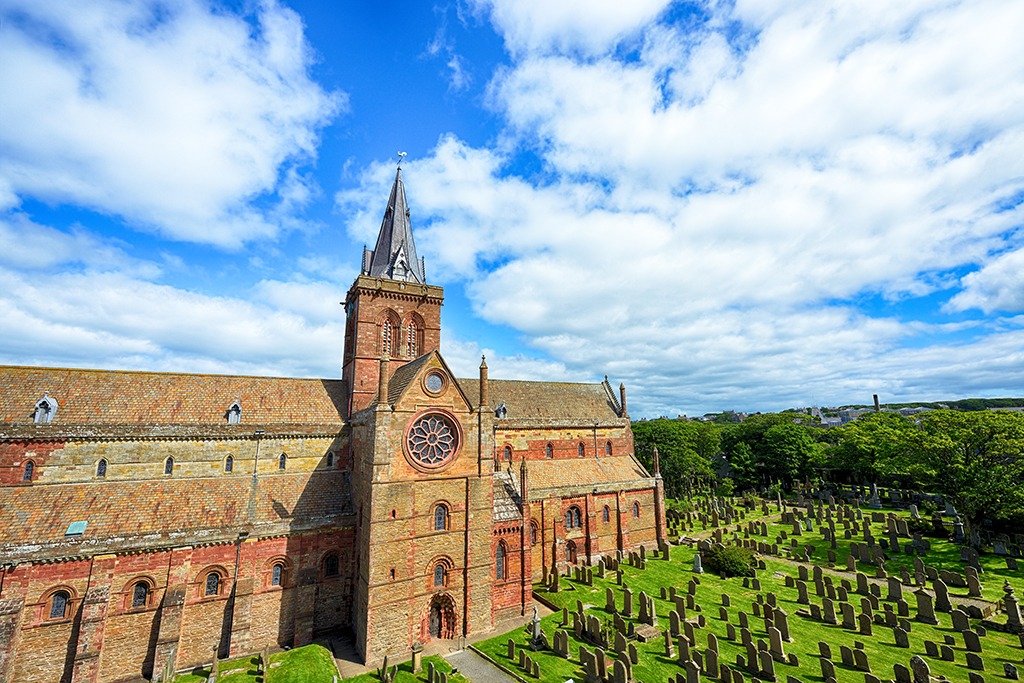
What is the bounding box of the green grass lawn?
[474,500,1024,683]
[174,643,338,683]
[340,655,464,683]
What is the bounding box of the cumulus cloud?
[471,0,673,56]
[0,0,344,247]
[336,0,1024,414]
[948,245,1024,313]
[0,264,347,377]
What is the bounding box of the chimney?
[873,394,880,412]
[652,445,660,477]
[377,353,390,406]
[619,383,628,417]
[479,355,489,413]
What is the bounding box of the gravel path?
[445,648,519,683]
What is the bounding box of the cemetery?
[469,487,1024,683]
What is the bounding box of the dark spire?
[363,167,426,283]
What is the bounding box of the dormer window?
[495,402,507,418]
[227,401,242,424]
[33,394,58,424]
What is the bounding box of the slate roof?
[527,454,653,494]
[0,471,352,561]
[0,366,346,425]
[365,168,425,283]
[493,469,522,522]
[387,354,433,405]
[457,378,622,420]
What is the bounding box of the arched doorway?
[566,540,577,564]
[427,593,457,640]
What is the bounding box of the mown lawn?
[174,643,338,683]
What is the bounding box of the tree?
[832,411,922,484]
[915,410,1024,543]
[720,413,822,490]
[632,419,717,498]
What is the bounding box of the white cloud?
[472,0,674,57]
[948,246,1024,313]
[0,0,344,247]
[0,213,158,275]
[440,337,587,383]
[0,265,347,377]
[337,0,1024,415]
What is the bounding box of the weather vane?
[396,151,407,168]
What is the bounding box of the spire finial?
[396,151,407,168]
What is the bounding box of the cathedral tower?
[342,168,444,415]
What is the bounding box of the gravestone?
[933,579,952,612]
[914,589,938,625]
[951,609,970,632]
[910,655,931,683]
[963,629,982,653]
[894,626,909,648]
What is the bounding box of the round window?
[425,372,444,393]
[406,412,460,470]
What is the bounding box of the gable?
[387,351,472,413]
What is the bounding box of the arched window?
[164,457,173,475]
[578,443,585,457]
[433,564,446,587]
[633,502,640,518]
[546,443,553,458]
[96,459,107,477]
[405,321,414,357]
[205,572,220,597]
[271,563,283,587]
[603,506,610,522]
[22,461,33,481]
[504,445,512,461]
[381,318,393,357]
[495,542,506,580]
[565,506,582,529]
[49,591,69,619]
[530,521,539,546]
[324,554,339,577]
[131,583,149,608]
[278,453,286,470]
[224,455,233,473]
[606,441,612,455]
[434,504,449,531]
[327,452,334,468]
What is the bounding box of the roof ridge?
[0,364,340,382]
[455,377,603,388]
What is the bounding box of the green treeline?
[632,409,1024,536]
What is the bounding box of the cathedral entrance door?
[427,594,456,639]
[429,602,441,638]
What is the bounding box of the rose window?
[407,414,458,468]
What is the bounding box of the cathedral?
[0,169,665,682]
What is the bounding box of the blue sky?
[2,0,1024,418]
